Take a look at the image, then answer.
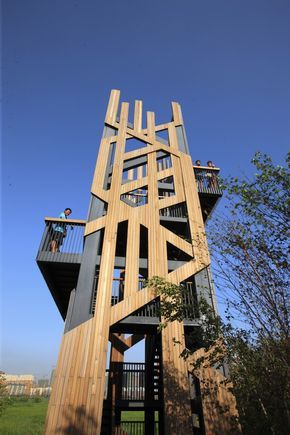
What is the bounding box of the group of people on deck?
[194,160,218,189]
[195,159,215,168]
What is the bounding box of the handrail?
[37,218,86,257]
[91,277,147,314]
[193,166,222,195]
[192,165,220,171]
[44,217,86,225]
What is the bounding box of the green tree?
[149,152,290,435]
[0,372,9,417]
[209,152,290,434]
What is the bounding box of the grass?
[121,410,145,421]
[0,397,49,435]
[0,400,156,434]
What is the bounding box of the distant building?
[31,386,52,396]
[4,374,35,396]
[37,378,50,387]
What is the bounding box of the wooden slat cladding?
[45,90,239,434]
[187,346,242,434]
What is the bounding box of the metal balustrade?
[121,191,148,207]
[160,202,187,218]
[106,362,161,402]
[138,278,146,291]
[121,168,221,212]
[91,277,198,320]
[182,281,199,319]
[111,278,125,306]
[91,278,147,314]
[134,300,159,318]
[37,218,86,261]
[122,363,146,401]
[193,166,222,195]
[115,421,159,434]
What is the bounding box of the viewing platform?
[36,218,86,318]
[192,165,222,220]
[36,166,221,320]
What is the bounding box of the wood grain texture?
[105,89,120,125]
[187,346,242,434]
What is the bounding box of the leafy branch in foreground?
[147,152,290,434]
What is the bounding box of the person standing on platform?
[50,208,72,252]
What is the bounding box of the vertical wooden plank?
[91,137,112,196]
[171,101,183,126]
[86,101,129,434]
[124,215,140,298]
[137,165,143,180]
[105,89,120,124]
[109,334,125,434]
[147,111,166,277]
[134,100,142,132]
[127,168,134,181]
[148,112,193,434]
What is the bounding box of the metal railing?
[182,281,199,319]
[138,278,146,291]
[157,154,172,171]
[111,278,125,306]
[122,363,146,401]
[37,218,86,259]
[111,278,147,305]
[160,202,187,218]
[91,278,146,314]
[193,166,222,195]
[106,362,161,402]
[121,191,148,207]
[134,282,198,319]
[115,421,159,434]
[90,276,197,319]
[134,299,159,318]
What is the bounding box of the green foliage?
[17,396,29,402]
[33,397,42,403]
[210,152,289,340]
[146,276,199,327]
[0,372,10,417]
[209,153,290,432]
[149,153,290,435]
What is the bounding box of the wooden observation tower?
[37,90,239,434]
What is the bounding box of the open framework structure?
[37,90,240,434]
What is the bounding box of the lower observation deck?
[36,218,86,319]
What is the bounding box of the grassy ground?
[121,410,144,421]
[0,397,49,435]
[0,399,149,434]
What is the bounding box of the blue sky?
[2,0,290,378]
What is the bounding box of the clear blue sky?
[2,0,290,378]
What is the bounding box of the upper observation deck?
[192,165,222,220]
